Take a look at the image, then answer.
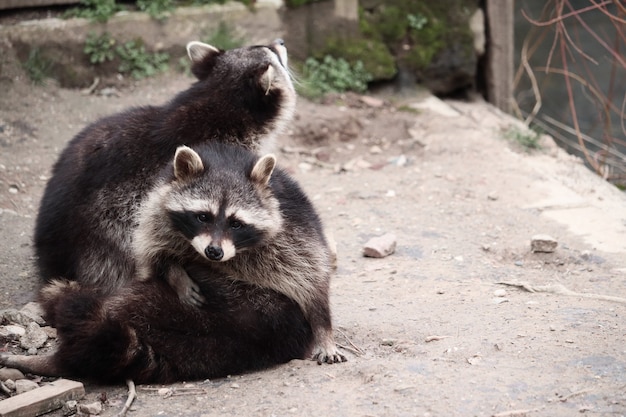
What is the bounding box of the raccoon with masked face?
[1,143,344,383]
[34,40,295,303]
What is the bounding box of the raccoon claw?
[312,348,347,365]
[314,352,347,365]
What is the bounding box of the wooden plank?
[485,0,514,114]
[0,379,85,417]
[0,0,80,11]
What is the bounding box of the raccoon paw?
[312,346,347,365]
[167,266,206,307]
[178,279,206,307]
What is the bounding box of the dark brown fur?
[34,40,295,292]
[0,265,312,384]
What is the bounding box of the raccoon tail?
[35,280,145,383]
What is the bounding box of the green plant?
[64,0,121,23]
[202,21,245,50]
[407,13,428,31]
[137,0,174,20]
[116,40,170,79]
[300,55,373,98]
[84,32,116,64]
[504,126,542,152]
[22,48,52,85]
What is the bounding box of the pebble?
[4,379,15,391]
[15,379,39,394]
[359,95,384,108]
[493,289,507,297]
[2,309,36,327]
[20,302,46,325]
[0,368,25,382]
[79,401,103,415]
[20,322,48,350]
[531,234,558,253]
[3,325,26,338]
[62,400,78,416]
[363,233,397,258]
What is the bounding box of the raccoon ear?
[186,41,220,63]
[259,64,275,95]
[174,146,204,182]
[250,154,276,186]
[186,41,221,80]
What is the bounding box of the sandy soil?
[1,66,625,417]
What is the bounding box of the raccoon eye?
[230,220,243,230]
[197,213,211,223]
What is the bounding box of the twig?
[492,408,540,417]
[116,379,136,417]
[559,388,591,402]
[425,335,451,343]
[496,281,626,304]
[335,328,365,356]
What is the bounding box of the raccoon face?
[165,146,282,263]
[169,208,262,262]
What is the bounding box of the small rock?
[493,289,507,297]
[487,192,498,201]
[531,234,558,253]
[389,154,408,167]
[79,401,103,415]
[62,400,78,416]
[3,325,26,338]
[20,322,48,350]
[369,145,383,154]
[4,379,15,391]
[19,302,46,325]
[0,368,24,382]
[230,383,240,389]
[380,338,396,346]
[43,326,57,339]
[15,379,39,394]
[2,309,34,327]
[157,387,172,396]
[363,233,397,258]
[359,95,384,108]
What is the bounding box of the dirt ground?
[1,57,626,416]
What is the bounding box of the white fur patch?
[191,234,213,259]
[221,239,236,261]
[165,198,218,215]
[226,207,281,236]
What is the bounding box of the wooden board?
[0,379,85,417]
[0,0,80,11]
[485,0,514,114]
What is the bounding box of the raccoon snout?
[205,245,224,261]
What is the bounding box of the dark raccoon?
[0,268,313,384]
[134,143,345,363]
[34,39,295,295]
[1,143,343,382]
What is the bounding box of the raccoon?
[1,143,344,382]
[34,39,296,302]
[134,142,345,364]
[0,269,313,384]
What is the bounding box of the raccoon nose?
[205,245,224,261]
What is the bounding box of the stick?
[116,379,136,417]
[496,281,626,304]
[336,328,365,356]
